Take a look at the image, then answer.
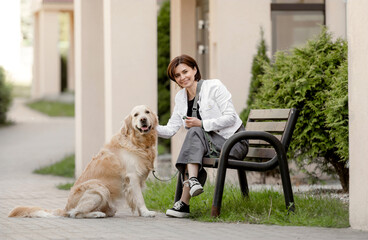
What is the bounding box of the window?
[271,0,325,54]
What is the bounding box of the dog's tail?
[8,206,67,218]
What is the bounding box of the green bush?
[157,0,171,152]
[0,66,12,125]
[240,28,270,124]
[157,0,170,125]
[253,28,349,192]
[325,60,349,172]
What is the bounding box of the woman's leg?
[180,163,199,204]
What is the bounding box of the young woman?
[157,54,248,218]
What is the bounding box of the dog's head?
[121,105,158,136]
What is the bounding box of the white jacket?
[157,79,243,139]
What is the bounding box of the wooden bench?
[174,108,299,217]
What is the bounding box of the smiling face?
[129,105,158,135]
[173,63,197,89]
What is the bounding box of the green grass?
[33,154,75,178]
[26,100,74,117]
[33,154,75,190]
[32,154,349,228]
[57,182,74,190]
[143,179,349,228]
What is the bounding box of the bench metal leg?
[237,169,249,197]
[211,159,227,217]
[278,158,295,211]
[174,173,183,203]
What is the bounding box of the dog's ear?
[121,115,132,136]
[152,111,159,129]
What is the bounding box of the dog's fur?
[9,105,158,218]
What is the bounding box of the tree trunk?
[326,151,349,193]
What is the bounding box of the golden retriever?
[9,105,158,218]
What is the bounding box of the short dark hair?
[167,54,201,82]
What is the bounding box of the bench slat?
[248,109,291,120]
[245,121,287,132]
[246,147,276,159]
[249,135,282,145]
[203,158,216,167]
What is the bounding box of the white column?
[348,0,368,231]
[103,0,157,140]
[170,0,196,166]
[38,10,60,97]
[67,12,75,91]
[32,12,41,98]
[326,0,346,40]
[75,0,105,177]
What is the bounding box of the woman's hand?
[185,117,202,128]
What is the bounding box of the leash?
[152,169,179,182]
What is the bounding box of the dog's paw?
[67,209,78,218]
[140,210,156,218]
[86,211,106,218]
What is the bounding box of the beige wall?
[32,12,41,98]
[348,0,368,231]
[103,0,157,140]
[32,10,60,98]
[68,12,75,91]
[75,0,105,177]
[326,0,346,40]
[31,1,74,98]
[209,0,271,113]
[75,0,157,176]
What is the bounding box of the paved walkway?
[1,98,368,240]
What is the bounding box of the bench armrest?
[219,131,288,172]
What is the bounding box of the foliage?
[33,154,75,178]
[157,0,171,152]
[0,66,12,125]
[325,61,349,162]
[27,100,74,117]
[144,179,349,227]
[157,0,171,125]
[240,28,270,124]
[252,28,349,191]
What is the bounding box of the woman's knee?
[186,127,203,137]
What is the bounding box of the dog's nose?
[140,117,147,123]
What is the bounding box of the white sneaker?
[184,177,204,197]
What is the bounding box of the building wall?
[74,0,157,176]
[326,0,346,39]
[209,0,271,113]
[348,0,368,231]
[31,1,74,98]
[103,0,157,140]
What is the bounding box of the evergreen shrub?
[0,66,12,125]
[252,28,349,192]
[157,0,171,151]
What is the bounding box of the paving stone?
[1,99,368,240]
